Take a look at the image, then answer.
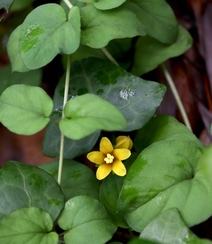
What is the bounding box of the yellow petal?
[113,149,131,160]
[115,136,133,150]
[87,151,104,164]
[100,137,113,154]
[96,163,112,180]
[112,160,126,176]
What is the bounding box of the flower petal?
[96,163,112,180]
[113,149,131,160]
[115,136,133,150]
[87,151,104,164]
[112,160,126,176]
[100,137,113,154]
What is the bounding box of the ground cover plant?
[0,0,212,243]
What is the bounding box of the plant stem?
[57,55,71,185]
[62,0,73,9]
[161,63,192,131]
[101,47,119,66]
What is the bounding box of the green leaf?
[10,0,34,11]
[39,160,100,201]
[131,25,193,76]
[94,0,126,10]
[7,26,30,72]
[134,115,203,153]
[80,4,146,48]
[8,4,80,70]
[140,208,212,244]
[0,84,53,135]
[58,58,166,132]
[58,196,117,244]
[99,153,138,228]
[0,0,14,11]
[0,161,64,221]
[42,75,100,158]
[0,64,41,95]
[59,93,126,140]
[125,0,178,44]
[129,239,158,244]
[118,136,211,232]
[0,207,58,244]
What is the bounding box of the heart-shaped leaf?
[0,84,53,135]
[80,4,146,48]
[0,207,58,244]
[0,161,64,221]
[8,4,80,70]
[59,93,126,140]
[58,196,117,244]
[131,25,193,76]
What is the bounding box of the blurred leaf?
[0,207,58,244]
[93,0,126,10]
[10,0,34,11]
[56,58,166,132]
[140,208,212,244]
[59,93,127,140]
[125,0,178,44]
[0,84,53,135]
[0,64,41,95]
[0,161,64,221]
[58,196,117,244]
[39,160,100,201]
[80,4,146,48]
[8,4,80,70]
[0,0,14,11]
[129,239,158,244]
[131,25,192,76]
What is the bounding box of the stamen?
[104,153,114,164]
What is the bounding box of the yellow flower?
[115,136,133,150]
[87,137,131,180]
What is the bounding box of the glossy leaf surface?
[0,161,64,221]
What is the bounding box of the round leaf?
[118,140,209,232]
[17,4,80,69]
[0,207,58,244]
[0,84,53,135]
[0,161,64,221]
[59,93,126,140]
[58,196,117,244]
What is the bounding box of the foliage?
[0,0,211,243]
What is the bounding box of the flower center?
[104,153,114,164]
